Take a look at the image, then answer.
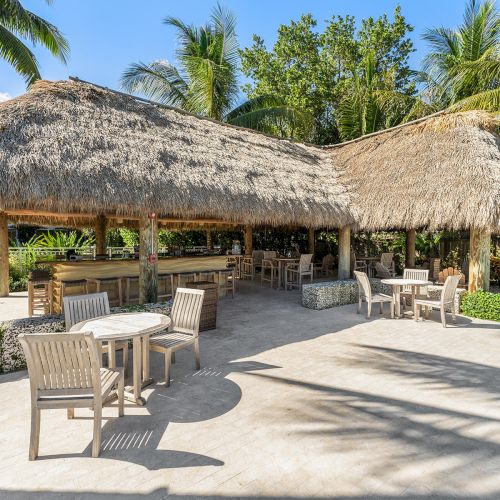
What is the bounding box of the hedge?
[460,291,500,322]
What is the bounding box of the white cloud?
[0,92,12,102]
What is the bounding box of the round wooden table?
[381,278,432,318]
[70,312,171,405]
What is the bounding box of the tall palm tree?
[121,4,312,138]
[0,0,69,85]
[337,53,431,141]
[421,0,499,111]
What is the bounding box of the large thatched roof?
[326,111,500,231]
[0,79,353,229]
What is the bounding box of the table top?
[70,312,171,341]
[358,256,380,261]
[381,278,432,286]
[273,257,299,262]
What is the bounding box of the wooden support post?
[406,229,416,269]
[308,228,315,255]
[139,214,158,304]
[206,230,212,250]
[0,212,8,297]
[95,214,107,255]
[244,225,253,256]
[469,228,490,292]
[338,226,351,280]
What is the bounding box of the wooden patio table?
[273,258,300,290]
[358,256,380,277]
[381,278,432,319]
[70,312,171,406]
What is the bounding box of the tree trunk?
[308,228,315,255]
[95,214,107,255]
[244,225,253,256]
[206,230,212,250]
[338,226,351,280]
[139,215,158,304]
[406,229,416,268]
[0,212,8,297]
[468,228,490,292]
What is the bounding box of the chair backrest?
[402,268,429,293]
[263,251,277,260]
[299,254,313,272]
[441,275,460,305]
[322,254,335,270]
[375,262,392,278]
[380,252,393,267]
[18,331,101,399]
[252,250,265,265]
[64,292,110,331]
[438,267,465,286]
[354,271,372,301]
[171,288,205,336]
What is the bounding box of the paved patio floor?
[0,281,499,499]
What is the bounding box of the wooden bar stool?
[123,276,139,305]
[218,269,235,298]
[86,277,123,307]
[54,279,87,314]
[158,274,174,302]
[28,270,53,317]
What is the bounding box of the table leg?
[125,336,145,406]
[394,285,401,318]
[142,334,152,382]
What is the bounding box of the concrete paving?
[0,291,30,321]
[0,281,499,499]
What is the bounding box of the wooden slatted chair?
[437,267,466,288]
[261,258,278,287]
[18,331,124,459]
[414,275,461,327]
[401,268,429,309]
[64,293,128,376]
[354,271,394,319]
[375,262,393,279]
[149,288,205,387]
[380,252,396,276]
[285,254,314,290]
[314,254,335,278]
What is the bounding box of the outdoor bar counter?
[40,255,231,313]
[43,255,229,281]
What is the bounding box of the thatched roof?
[0,79,353,229]
[326,111,500,231]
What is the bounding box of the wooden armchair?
[314,254,335,278]
[437,267,466,288]
[375,262,392,279]
[18,331,124,459]
[380,252,396,276]
[285,254,314,290]
[64,292,128,376]
[354,271,394,319]
[149,288,205,387]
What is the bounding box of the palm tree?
[421,0,499,111]
[121,4,312,138]
[0,0,69,85]
[337,53,431,141]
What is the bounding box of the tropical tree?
[0,0,69,85]
[121,4,311,139]
[337,52,432,140]
[421,0,500,111]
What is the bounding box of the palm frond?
[448,87,500,111]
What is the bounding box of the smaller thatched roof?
[326,111,500,231]
[0,79,353,229]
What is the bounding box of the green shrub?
[460,291,500,322]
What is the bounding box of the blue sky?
[1,0,465,101]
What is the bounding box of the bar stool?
[54,279,87,314]
[86,277,123,307]
[175,272,198,291]
[123,276,139,305]
[218,269,235,298]
[28,270,53,317]
[158,274,174,302]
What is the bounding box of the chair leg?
[390,300,394,319]
[118,373,124,417]
[92,405,102,458]
[171,352,176,364]
[452,304,456,323]
[29,407,40,461]
[164,351,172,387]
[357,297,362,314]
[194,339,201,370]
[366,301,372,320]
[440,307,447,328]
[67,408,74,419]
[122,344,129,377]
[379,302,383,314]
[414,303,419,321]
